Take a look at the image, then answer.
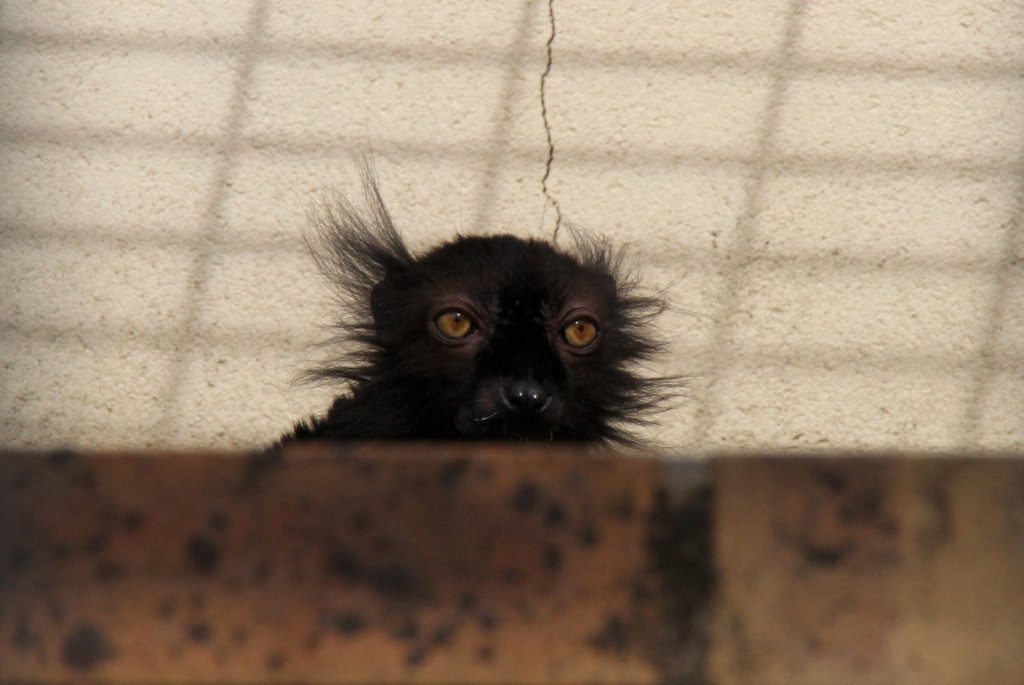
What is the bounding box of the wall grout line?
[694,0,808,448]
[960,155,1024,447]
[4,122,1021,179]
[152,0,269,444]
[466,0,541,236]
[3,28,1021,84]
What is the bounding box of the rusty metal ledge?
[1,445,1022,685]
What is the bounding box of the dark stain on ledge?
[49,544,73,562]
[476,609,499,631]
[437,458,470,488]
[544,502,567,527]
[188,620,212,644]
[187,534,222,574]
[266,651,287,672]
[801,542,851,566]
[325,546,433,602]
[577,523,601,547]
[393,617,420,641]
[120,510,146,532]
[405,645,428,668]
[817,469,847,493]
[371,563,432,601]
[158,598,178,620]
[542,543,563,571]
[590,613,630,653]
[510,481,543,513]
[458,592,478,613]
[328,612,368,636]
[207,510,230,532]
[84,534,110,555]
[839,487,883,524]
[13,615,42,652]
[48,602,67,624]
[325,546,361,582]
[47,449,78,468]
[95,560,128,582]
[62,623,113,671]
[250,558,272,584]
[431,624,455,646]
[647,480,714,684]
[240,448,285,490]
[919,475,953,554]
[501,568,524,585]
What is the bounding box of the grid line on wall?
[150,0,271,440]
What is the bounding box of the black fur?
[281,170,671,445]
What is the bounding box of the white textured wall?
[1,1,1021,451]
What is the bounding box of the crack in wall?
[540,0,562,241]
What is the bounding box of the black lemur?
[281,170,671,445]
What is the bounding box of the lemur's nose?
[500,380,551,415]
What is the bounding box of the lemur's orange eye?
[563,318,598,348]
[435,309,475,339]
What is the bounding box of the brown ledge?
[1,444,1022,684]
